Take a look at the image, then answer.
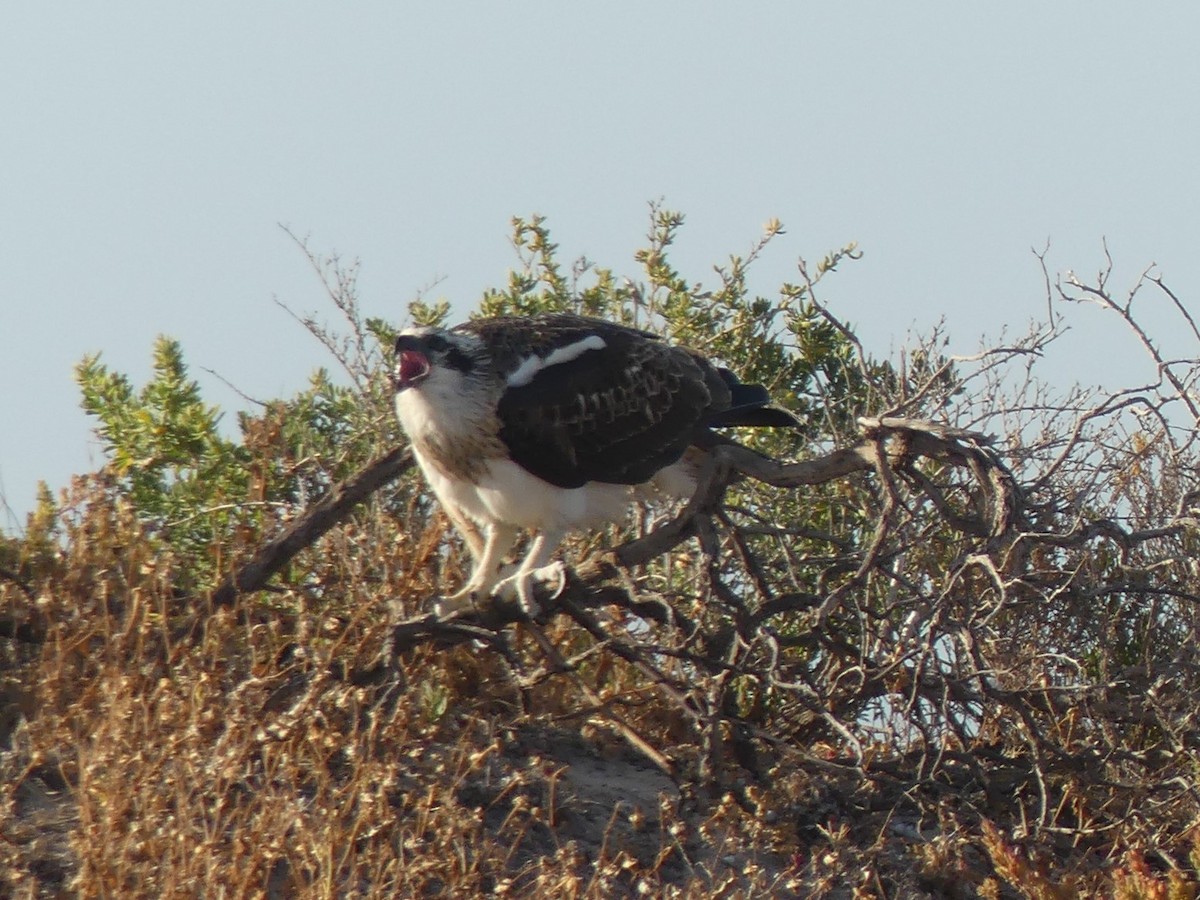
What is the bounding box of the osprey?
[391,313,799,616]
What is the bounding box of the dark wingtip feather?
[710,368,802,428]
[708,403,803,429]
[727,381,772,409]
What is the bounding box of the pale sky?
[4,4,1200,526]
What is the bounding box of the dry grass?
[7,458,1200,898]
[0,478,809,898]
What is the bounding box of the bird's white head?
[392,326,494,447]
[391,327,481,392]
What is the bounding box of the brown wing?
[461,315,718,488]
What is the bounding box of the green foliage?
[471,207,908,682]
[10,483,61,579]
[479,206,884,445]
[62,207,893,597]
[73,337,399,582]
[478,215,575,316]
[76,337,251,566]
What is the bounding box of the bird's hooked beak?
[392,347,431,391]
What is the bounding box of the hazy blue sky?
[4,4,1200,526]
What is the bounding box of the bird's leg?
[443,505,485,560]
[494,529,567,617]
[435,523,518,616]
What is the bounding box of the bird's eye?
[394,335,422,355]
[425,334,449,353]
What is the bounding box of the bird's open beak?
[393,350,431,391]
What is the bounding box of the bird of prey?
[391,313,799,616]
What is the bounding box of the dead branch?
[208,445,414,612]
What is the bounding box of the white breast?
[394,368,487,446]
[413,446,632,532]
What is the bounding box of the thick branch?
[208,446,414,610]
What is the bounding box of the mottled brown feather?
[454,315,719,488]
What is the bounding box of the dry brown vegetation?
[7,221,1200,897]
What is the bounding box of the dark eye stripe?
[394,335,425,354]
[445,346,475,374]
[394,332,474,374]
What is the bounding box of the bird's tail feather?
[708,368,803,429]
[709,403,803,428]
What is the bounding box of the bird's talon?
[534,561,567,600]
[433,589,486,618]
[492,561,567,618]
